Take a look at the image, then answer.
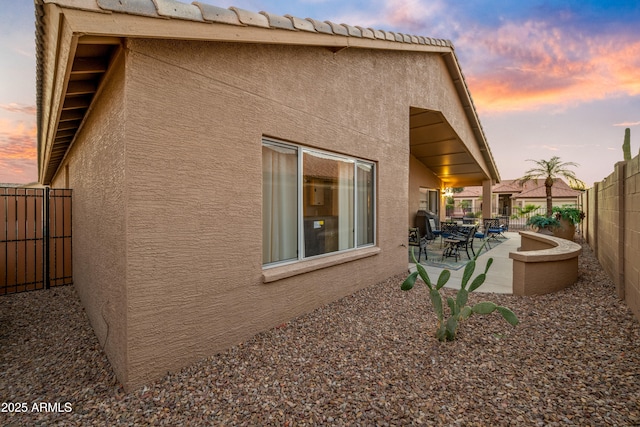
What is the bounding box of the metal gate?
[1,187,72,295]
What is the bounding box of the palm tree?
[518,156,585,217]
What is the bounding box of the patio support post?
[482,180,493,220]
[614,161,626,300]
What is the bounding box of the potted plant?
[527,214,560,235]
[552,206,585,241]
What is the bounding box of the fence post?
[615,162,626,300]
[592,182,599,254]
[44,187,50,290]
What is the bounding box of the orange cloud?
[459,21,640,114]
[1,103,37,115]
[0,119,38,183]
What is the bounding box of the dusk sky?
[1,0,639,185]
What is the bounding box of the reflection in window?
[303,151,354,256]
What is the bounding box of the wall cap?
[509,231,582,262]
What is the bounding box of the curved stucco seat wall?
[509,231,582,296]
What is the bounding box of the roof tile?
[193,2,242,26]
[369,28,385,40]
[356,26,375,39]
[153,0,203,21]
[305,18,333,34]
[229,6,269,28]
[325,21,349,36]
[260,11,295,30]
[285,15,316,32]
[381,30,396,41]
[97,0,159,17]
[341,24,362,37]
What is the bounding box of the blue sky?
[1,0,639,185]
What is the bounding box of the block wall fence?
[582,153,640,319]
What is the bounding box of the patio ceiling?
[410,107,490,187]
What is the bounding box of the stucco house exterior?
[35,0,500,389]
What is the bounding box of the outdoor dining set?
[409,212,508,263]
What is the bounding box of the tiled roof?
[452,178,582,199]
[454,187,482,198]
[516,178,582,199]
[492,179,523,193]
[492,179,545,193]
[34,0,498,185]
[36,0,453,47]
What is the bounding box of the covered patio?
[409,231,520,294]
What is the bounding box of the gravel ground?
[1,243,640,426]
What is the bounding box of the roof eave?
[441,51,500,184]
[35,1,492,186]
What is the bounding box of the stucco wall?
[408,154,442,224]
[584,155,640,320]
[51,56,129,384]
[510,231,581,296]
[53,38,487,389]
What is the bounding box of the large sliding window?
[262,138,375,266]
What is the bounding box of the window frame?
[262,137,376,268]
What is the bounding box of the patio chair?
[465,224,481,258]
[441,223,475,261]
[453,224,477,260]
[419,216,439,259]
[483,218,502,244]
[409,221,436,262]
[428,218,440,238]
[408,227,427,262]
[496,216,509,238]
[474,225,492,251]
[440,221,458,244]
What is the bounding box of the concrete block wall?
[624,155,640,317]
[584,154,640,319]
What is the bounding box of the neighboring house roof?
[515,178,582,199]
[454,187,482,198]
[453,178,582,199]
[493,179,535,194]
[34,0,500,184]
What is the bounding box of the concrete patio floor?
[408,231,521,294]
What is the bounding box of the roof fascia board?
[59,7,452,54]
[441,51,501,183]
[40,4,78,183]
[43,0,104,13]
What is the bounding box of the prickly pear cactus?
[402,245,518,341]
[623,128,631,161]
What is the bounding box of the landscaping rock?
[1,243,639,425]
